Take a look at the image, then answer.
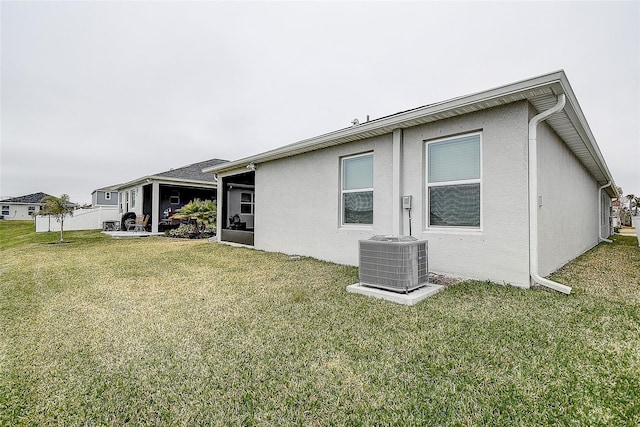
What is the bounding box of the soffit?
[528,92,616,196]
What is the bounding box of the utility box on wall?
[358,235,428,294]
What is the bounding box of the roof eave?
[2,201,45,205]
[113,175,217,190]
[204,71,568,175]
[204,70,617,194]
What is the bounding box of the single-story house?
[203,70,617,294]
[0,192,52,220]
[113,158,227,232]
[91,186,118,207]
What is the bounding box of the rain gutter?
[528,94,572,295]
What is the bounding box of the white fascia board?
[113,175,217,190]
[4,202,44,206]
[112,176,153,190]
[204,71,568,175]
[204,69,617,196]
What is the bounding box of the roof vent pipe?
[528,94,572,295]
[598,182,613,243]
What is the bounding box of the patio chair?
[127,215,149,232]
[133,215,150,232]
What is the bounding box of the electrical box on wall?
[402,196,412,209]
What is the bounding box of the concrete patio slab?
[346,283,444,305]
[102,231,165,238]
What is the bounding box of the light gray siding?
[0,204,38,220]
[93,190,117,206]
[256,133,393,263]
[209,72,618,291]
[254,102,533,287]
[408,102,530,286]
[536,114,600,276]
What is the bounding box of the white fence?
[36,206,120,232]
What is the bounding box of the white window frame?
[425,132,482,231]
[28,206,36,215]
[240,192,255,215]
[2,206,10,216]
[131,189,136,208]
[105,192,111,201]
[340,152,374,227]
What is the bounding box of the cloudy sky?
[2,1,638,204]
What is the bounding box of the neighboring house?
[612,199,622,228]
[113,158,227,233]
[204,70,617,293]
[0,192,51,220]
[91,187,118,207]
[35,186,121,233]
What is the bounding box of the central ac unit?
[359,235,428,294]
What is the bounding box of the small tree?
[39,194,75,242]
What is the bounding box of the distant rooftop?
[154,158,228,182]
[114,158,228,190]
[0,192,52,204]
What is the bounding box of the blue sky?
[2,1,638,203]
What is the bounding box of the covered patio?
[113,158,226,233]
[218,171,255,246]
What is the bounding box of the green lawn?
[1,221,639,425]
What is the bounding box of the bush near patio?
[166,198,216,239]
[1,220,639,425]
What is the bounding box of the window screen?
[427,133,481,228]
[342,154,373,225]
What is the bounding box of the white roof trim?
[113,175,218,190]
[203,70,616,196]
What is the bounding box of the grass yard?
[1,221,639,425]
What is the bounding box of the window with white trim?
[131,189,136,208]
[426,133,481,228]
[341,153,373,225]
[240,192,254,214]
[105,192,111,200]
[28,206,36,215]
[2,206,10,216]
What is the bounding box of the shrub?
[166,223,215,239]
[166,199,217,239]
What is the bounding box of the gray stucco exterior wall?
[535,113,600,276]
[410,102,531,286]
[254,102,534,287]
[255,133,394,264]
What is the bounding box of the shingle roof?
[153,158,228,182]
[0,192,52,204]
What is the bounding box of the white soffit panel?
[529,94,609,184]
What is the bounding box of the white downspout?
[598,182,613,243]
[528,94,572,295]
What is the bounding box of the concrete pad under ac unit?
[346,283,444,306]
